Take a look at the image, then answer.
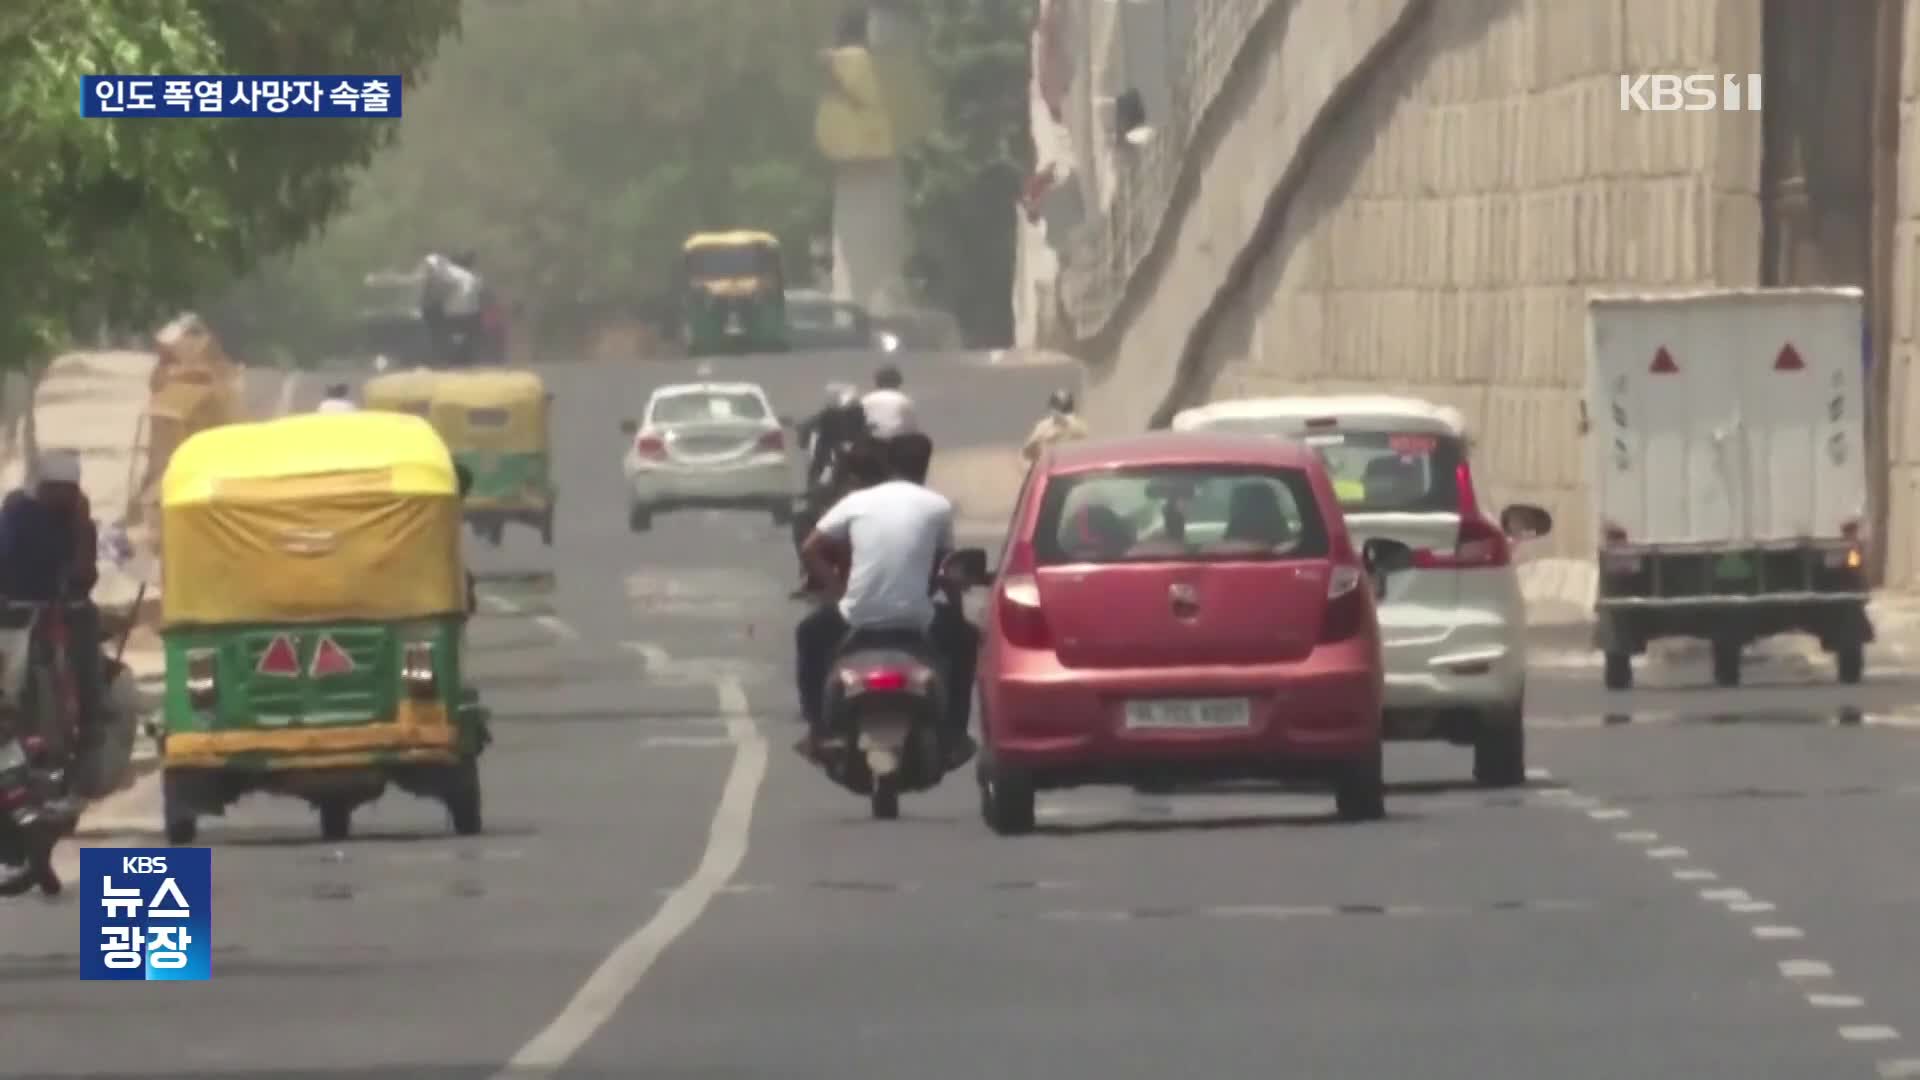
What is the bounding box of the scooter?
[813,549,989,819]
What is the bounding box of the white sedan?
[1172,394,1553,787]
[619,381,803,532]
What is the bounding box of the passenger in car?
[1221,482,1294,551]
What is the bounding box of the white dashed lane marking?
[1530,765,1907,1065]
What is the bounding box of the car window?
[1195,419,1463,513]
[1032,465,1329,565]
[648,391,769,425]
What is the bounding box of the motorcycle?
[0,731,80,897]
[813,548,989,819]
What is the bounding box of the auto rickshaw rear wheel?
[161,770,197,845]
[318,800,352,841]
[446,759,482,835]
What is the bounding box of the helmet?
[873,364,902,389]
[1048,388,1075,413]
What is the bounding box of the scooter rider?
[796,382,868,490]
[793,432,976,768]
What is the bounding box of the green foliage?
[0,0,461,370]
[898,0,1033,347]
[271,0,846,348]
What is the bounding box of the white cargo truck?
[1584,287,1873,690]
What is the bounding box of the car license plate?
[1123,698,1252,730]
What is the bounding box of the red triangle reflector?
[256,634,300,677]
[309,635,355,678]
[1649,347,1679,374]
[1774,343,1804,371]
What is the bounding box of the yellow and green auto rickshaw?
[362,368,441,420]
[156,411,490,844]
[427,369,555,547]
[682,230,789,355]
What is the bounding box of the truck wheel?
[1835,640,1865,685]
[1472,709,1527,788]
[1711,640,1742,688]
[446,760,483,835]
[979,763,1036,836]
[1603,651,1633,691]
[318,801,352,842]
[627,504,652,533]
[1334,747,1387,822]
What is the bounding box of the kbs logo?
[1619,73,1763,112]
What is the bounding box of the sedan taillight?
[635,434,666,459]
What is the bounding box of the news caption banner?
[81,75,402,118]
[80,849,212,982]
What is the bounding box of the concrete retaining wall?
[1063,0,1770,564]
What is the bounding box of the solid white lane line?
[493,675,767,1077]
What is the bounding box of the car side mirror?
[618,418,638,435]
[1499,503,1553,541]
[945,547,991,586]
[1360,538,1414,599]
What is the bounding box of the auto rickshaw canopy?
[682,231,784,296]
[363,368,442,420]
[427,370,548,451]
[160,412,465,627]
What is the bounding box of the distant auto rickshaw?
[427,370,555,546]
[156,411,491,844]
[362,368,441,420]
[682,230,789,356]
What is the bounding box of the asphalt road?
[9,352,1920,1077]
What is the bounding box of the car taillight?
[1320,562,1369,642]
[993,542,1052,649]
[1412,461,1510,569]
[401,641,436,697]
[756,429,784,452]
[186,649,217,708]
[635,434,666,459]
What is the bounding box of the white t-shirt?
[815,479,954,629]
[860,388,918,438]
[316,398,358,414]
[421,254,483,317]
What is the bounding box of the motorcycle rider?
[0,451,102,759]
[860,364,917,442]
[1022,388,1088,463]
[793,431,975,768]
[316,383,358,413]
[389,251,485,367]
[796,383,868,490]
[790,384,871,596]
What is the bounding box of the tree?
[268,0,845,350]
[898,0,1033,347]
[0,0,462,372]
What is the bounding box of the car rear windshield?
[649,391,768,425]
[1196,420,1464,513]
[1032,465,1330,565]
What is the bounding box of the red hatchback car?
[974,431,1415,834]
